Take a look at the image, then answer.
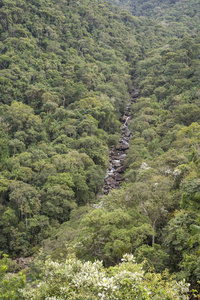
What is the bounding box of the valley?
[0,0,200,298]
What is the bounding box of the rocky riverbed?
[102,88,138,194]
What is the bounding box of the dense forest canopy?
[109,0,200,30]
[0,0,200,298]
[0,0,172,257]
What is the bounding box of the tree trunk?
[152,233,155,246]
[152,219,157,246]
[25,215,27,232]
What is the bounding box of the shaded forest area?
[0,0,200,298]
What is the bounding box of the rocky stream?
[103,88,138,194]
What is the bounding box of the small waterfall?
[124,116,129,126]
[102,87,138,194]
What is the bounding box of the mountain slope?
[109,0,200,35]
[1,0,200,296]
[0,0,173,257]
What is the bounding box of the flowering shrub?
[21,254,190,299]
[140,162,150,170]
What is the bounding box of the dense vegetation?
[1,0,200,298]
[109,0,200,32]
[0,0,144,257]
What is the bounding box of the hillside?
[0,0,176,257]
[0,0,200,299]
[109,0,200,32]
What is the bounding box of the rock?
[110,154,120,159]
[112,181,121,187]
[115,173,122,181]
[125,111,131,117]
[118,159,125,165]
[104,177,116,185]
[102,90,135,194]
[122,136,129,141]
[110,150,116,156]
[113,161,121,168]
[15,257,32,268]
[116,143,129,151]
[124,131,131,137]
[115,165,126,173]
[110,173,116,179]
[132,91,139,98]
[110,156,125,164]
[103,188,109,194]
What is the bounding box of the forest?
[0,0,200,299]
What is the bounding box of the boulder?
[124,131,131,137]
[115,173,122,181]
[132,91,139,98]
[116,143,129,151]
[125,111,131,117]
[115,165,126,173]
[113,161,121,168]
[122,115,127,121]
[104,177,116,185]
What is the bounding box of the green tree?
[0,255,25,300]
[9,181,41,231]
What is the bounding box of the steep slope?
[0,0,172,107]
[1,0,200,296]
[109,0,200,32]
[0,0,173,257]
[40,0,200,292]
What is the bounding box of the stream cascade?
[102,87,138,194]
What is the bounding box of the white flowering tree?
[21,254,190,299]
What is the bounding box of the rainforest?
[0,0,200,298]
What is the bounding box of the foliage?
[1,0,200,296]
[0,255,26,300]
[0,0,148,255]
[22,254,190,299]
[109,0,200,34]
